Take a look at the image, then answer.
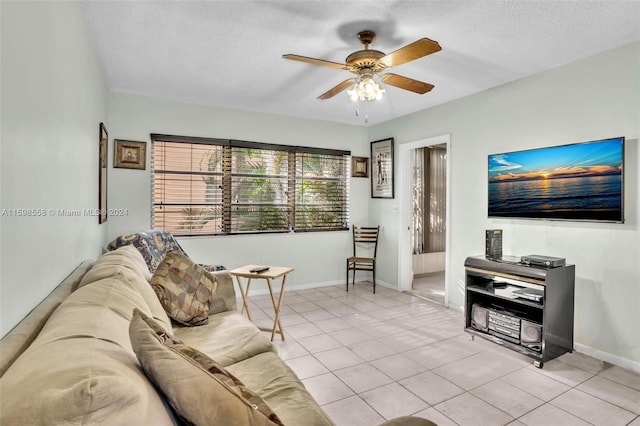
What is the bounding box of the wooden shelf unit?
[464,256,575,367]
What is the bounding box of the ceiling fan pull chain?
[365,101,369,124]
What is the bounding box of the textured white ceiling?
[81,1,640,126]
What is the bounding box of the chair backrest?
[352,226,380,258]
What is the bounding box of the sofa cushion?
[0,283,176,426]
[150,251,217,326]
[227,351,336,426]
[0,338,175,425]
[78,246,172,330]
[31,271,169,351]
[209,270,239,314]
[80,245,151,286]
[130,310,284,426]
[174,311,275,367]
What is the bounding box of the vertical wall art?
[351,156,369,178]
[114,139,146,170]
[370,137,394,198]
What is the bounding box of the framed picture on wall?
[370,137,394,198]
[98,122,108,224]
[114,139,146,170]
[351,156,369,178]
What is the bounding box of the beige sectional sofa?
[0,246,434,426]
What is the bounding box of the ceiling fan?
[283,30,441,100]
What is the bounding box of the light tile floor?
[412,272,445,306]
[246,282,640,426]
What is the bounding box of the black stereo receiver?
[470,304,543,352]
[488,309,521,344]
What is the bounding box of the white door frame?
[397,134,451,305]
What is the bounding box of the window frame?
[150,134,350,236]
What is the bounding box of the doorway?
[410,143,447,304]
[397,134,451,307]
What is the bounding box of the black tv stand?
[464,256,575,368]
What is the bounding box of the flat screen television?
[488,136,624,223]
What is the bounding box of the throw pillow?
[129,309,284,426]
[150,251,216,326]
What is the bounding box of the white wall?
[369,42,640,368]
[106,93,370,291]
[0,2,108,336]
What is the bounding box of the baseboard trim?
[574,342,640,373]
[236,279,398,297]
[447,303,464,313]
[236,279,345,297]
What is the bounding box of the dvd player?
[521,254,565,268]
[512,287,544,303]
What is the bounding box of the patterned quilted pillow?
[129,309,285,426]
[107,230,227,273]
[107,230,188,273]
[150,251,216,326]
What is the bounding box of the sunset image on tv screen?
[488,137,624,222]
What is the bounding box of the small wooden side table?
[230,265,294,341]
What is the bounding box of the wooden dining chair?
[346,225,380,293]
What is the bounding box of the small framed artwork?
[370,137,394,198]
[114,139,146,170]
[351,156,369,178]
[98,122,108,224]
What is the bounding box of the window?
[151,134,350,236]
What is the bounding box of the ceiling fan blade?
[379,38,441,67]
[282,54,347,70]
[381,73,434,94]
[318,79,355,100]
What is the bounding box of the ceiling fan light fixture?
[347,74,385,102]
[283,29,441,122]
